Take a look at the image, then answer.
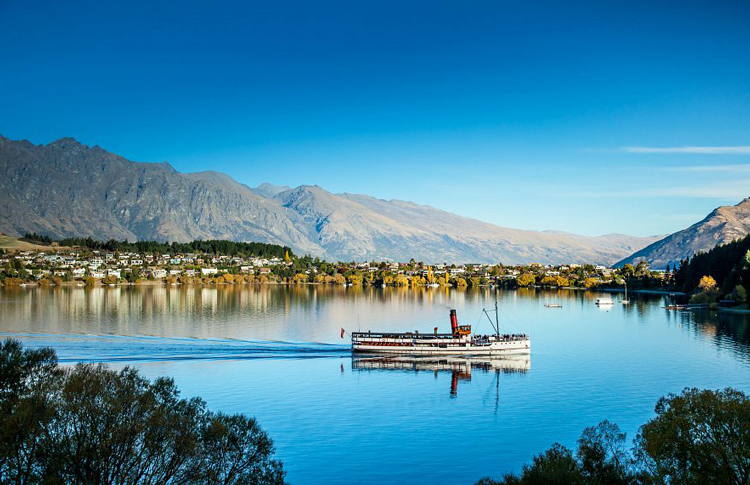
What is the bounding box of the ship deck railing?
[351,332,529,342]
[351,332,458,340]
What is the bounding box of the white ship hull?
[352,335,530,355]
[352,345,530,355]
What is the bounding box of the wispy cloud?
[561,179,750,200]
[621,146,750,154]
[661,164,750,173]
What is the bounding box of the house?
[91,271,106,279]
[169,269,182,276]
[201,268,218,276]
[107,269,121,278]
[151,269,167,279]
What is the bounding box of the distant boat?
[544,303,562,308]
[621,282,630,305]
[596,297,614,306]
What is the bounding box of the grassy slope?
[0,233,57,251]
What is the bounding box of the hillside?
[0,134,660,264]
[0,233,57,252]
[616,198,750,269]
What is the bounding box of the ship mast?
[482,302,500,336]
[495,301,500,337]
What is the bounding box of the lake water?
[1,285,749,484]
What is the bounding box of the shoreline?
[0,281,686,295]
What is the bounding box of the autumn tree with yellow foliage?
[690,275,720,305]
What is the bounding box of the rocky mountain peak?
[48,137,84,148]
[616,197,750,268]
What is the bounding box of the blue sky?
[1,0,749,237]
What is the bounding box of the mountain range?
[616,198,750,269]
[0,134,663,264]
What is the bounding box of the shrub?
[0,339,286,485]
[477,388,750,485]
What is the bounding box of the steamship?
[351,305,530,355]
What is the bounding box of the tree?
[102,274,118,285]
[621,264,635,278]
[635,387,750,485]
[517,273,536,287]
[577,421,633,485]
[0,339,286,485]
[479,443,585,485]
[733,285,747,304]
[0,340,62,484]
[540,276,558,287]
[478,387,750,485]
[583,278,598,289]
[635,261,650,277]
[697,275,716,290]
[690,275,721,304]
[555,276,570,288]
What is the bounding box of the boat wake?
[0,332,351,363]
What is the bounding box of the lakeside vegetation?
[0,339,285,485]
[5,234,750,310]
[673,234,750,308]
[2,235,668,290]
[476,387,750,485]
[21,232,293,259]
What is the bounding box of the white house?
[151,269,167,279]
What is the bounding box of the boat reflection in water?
[351,355,530,398]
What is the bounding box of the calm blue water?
[1,285,749,484]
